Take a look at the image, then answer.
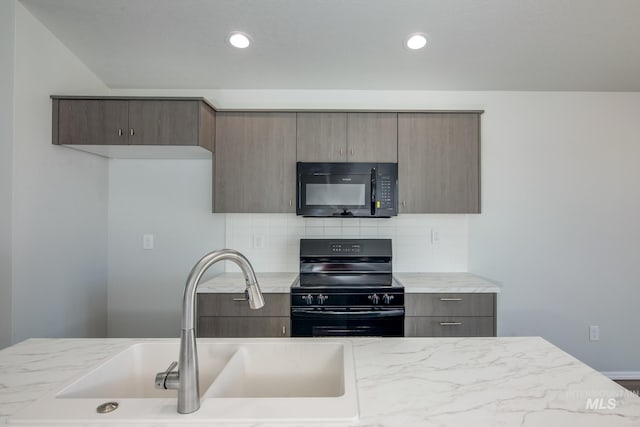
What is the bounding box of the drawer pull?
[232,290,249,302]
[439,298,462,301]
[439,322,462,326]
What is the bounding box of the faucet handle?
[155,361,179,390]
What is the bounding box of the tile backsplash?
[224,214,468,273]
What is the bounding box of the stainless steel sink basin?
[9,339,359,424]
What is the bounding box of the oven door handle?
[291,309,405,318]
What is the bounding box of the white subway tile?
[324,226,342,237]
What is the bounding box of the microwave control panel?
[377,174,394,209]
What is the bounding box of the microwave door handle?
[370,168,376,215]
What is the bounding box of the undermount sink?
[9,339,358,424]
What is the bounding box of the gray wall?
[0,0,16,349]
[107,159,225,338]
[468,92,640,372]
[10,3,110,343]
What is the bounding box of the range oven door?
[290,307,404,337]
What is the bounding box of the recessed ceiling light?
[405,33,428,50]
[228,32,251,49]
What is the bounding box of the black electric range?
[290,238,404,337]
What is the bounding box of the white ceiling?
[19,0,640,91]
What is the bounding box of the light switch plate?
[142,234,154,250]
[253,234,265,249]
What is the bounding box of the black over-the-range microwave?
[296,162,398,217]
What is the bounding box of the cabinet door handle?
[439,298,462,301]
[232,290,249,302]
[439,322,462,326]
[340,148,343,156]
[118,128,123,136]
[350,148,354,155]
[130,128,135,136]
[402,201,406,207]
[289,199,292,207]
[282,325,286,335]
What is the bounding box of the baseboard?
[602,371,640,380]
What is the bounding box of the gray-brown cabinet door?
[347,112,397,162]
[296,112,347,162]
[198,317,290,338]
[197,293,290,317]
[128,100,199,146]
[405,317,494,337]
[215,112,296,213]
[57,99,129,145]
[398,113,480,213]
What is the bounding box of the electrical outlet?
[430,228,440,244]
[589,325,600,341]
[142,234,154,250]
[252,234,265,249]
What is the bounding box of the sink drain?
[96,401,119,414]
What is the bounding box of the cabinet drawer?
[197,317,290,337]
[406,293,495,317]
[405,316,495,337]
[197,293,290,317]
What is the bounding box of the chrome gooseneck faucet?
[154,249,264,414]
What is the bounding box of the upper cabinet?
[346,113,397,162]
[296,113,347,162]
[52,97,215,158]
[214,112,296,213]
[398,113,480,213]
[52,97,481,214]
[296,112,397,162]
[56,99,129,146]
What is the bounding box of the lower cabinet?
[196,293,290,338]
[405,293,496,337]
[198,316,289,337]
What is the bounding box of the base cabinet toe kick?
[405,293,497,337]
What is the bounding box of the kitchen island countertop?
[1,337,638,427]
[197,272,500,294]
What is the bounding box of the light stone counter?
[197,272,297,293]
[394,272,501,293]
[1,337,639,426]
[197,272,499,294]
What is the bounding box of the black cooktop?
[291,275,404,293]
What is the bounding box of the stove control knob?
[368,294,380,305]
[382,294,394,304]
[302,294,314,305]
[317,294,328,304]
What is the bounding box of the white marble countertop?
[394,272,501,293]
[1,337,639,426]
[197,272,500,294]
[197,272,297,293]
